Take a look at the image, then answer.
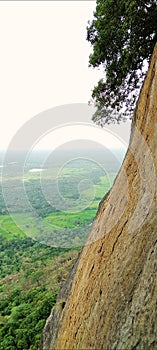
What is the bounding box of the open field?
[0,170,116,247]
[45,208,97,228]
[0,149,121,247]
[0,148,125,349]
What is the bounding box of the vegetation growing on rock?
[87,0,157,124]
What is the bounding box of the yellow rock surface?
[41,44,157,350]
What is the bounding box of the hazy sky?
[0,1,130,152]
[0,1,102,149]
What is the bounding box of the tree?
[87,0,157,124]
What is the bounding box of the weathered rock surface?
[40,44,157,350]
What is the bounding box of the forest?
[0,148,123,349]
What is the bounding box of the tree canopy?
[87,0,157,124]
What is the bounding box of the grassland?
[45,208,97,228]
[0,215,25,239]
[0,171,116,247]
[0,149,121,349]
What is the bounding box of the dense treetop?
[87,0,157,124]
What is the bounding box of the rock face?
[40,44,157,350]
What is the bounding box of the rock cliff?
[40,44,157,350]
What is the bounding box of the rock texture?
[41,44,157,350]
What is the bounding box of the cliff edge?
[41,44,157,350]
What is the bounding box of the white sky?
[0,1,130,151]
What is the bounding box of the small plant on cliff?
[87,0,157,124]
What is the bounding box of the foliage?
[0,150,122,349]
[0,235,78,350]
[87,0,157,124]
[0,154,117,247]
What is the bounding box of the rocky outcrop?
[41,44,157,350]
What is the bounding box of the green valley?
[0,148,124,349]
